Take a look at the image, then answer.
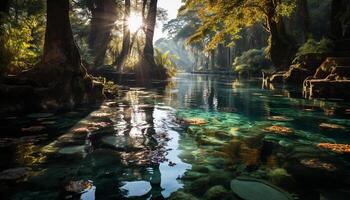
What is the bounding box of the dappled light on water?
[1,74,350,199]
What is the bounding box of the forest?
[0,0,350,200]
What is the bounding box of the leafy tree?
[232,48,272,77]
[0,0,45,74]
[184,0,297,68]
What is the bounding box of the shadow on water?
[1,74,350,200]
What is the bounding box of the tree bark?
[266,0,295,69]
[43,0,82,68]
[115,0,131,71]
[89,0,118,67]
[39,0,103,108]
[137,0,162,82]
[143,0,157,66]
[300,0,310,41]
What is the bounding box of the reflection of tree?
[119,90,167,198]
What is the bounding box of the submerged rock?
[58,146,85,155]
[300,159,337,171]
[90,112,111,118]
[27,113,54,118]
[65,180,93,193]
[268,168,295,189]
[317,143,350,154]
[204,185,229,200]
[21,126,45,132]
[230,177,293,200]
[263,126,294,136]
[182,118,208,126]
[268,116,292,122]
[169,191,199,200]
[319,123,346,130]
[0,167,28,180]
[72,127,90,134]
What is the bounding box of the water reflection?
[1,74,350,200]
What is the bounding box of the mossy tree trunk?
[37,0,103,109]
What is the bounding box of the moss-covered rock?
[169,191,199,200]
[204,185,229,200]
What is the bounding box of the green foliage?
[155,38,194,70]
[232,48,272,77]
[185,0,296,50]
[296,38,334,56]
[154,48,178,77]
[0,14,45,74]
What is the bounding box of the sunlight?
[128,14,143,33]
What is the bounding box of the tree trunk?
[89,0,117,67]
[210,49,215,70]
[266,0,295,69]
[43,0,82,68]
[143,0,157,67]
[39,0,103,108]
[300,0,310,41]
[137,0,162,82]
[115,0,131,71]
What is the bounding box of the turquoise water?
[1,74,350,200]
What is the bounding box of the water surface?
[1,74,350,200]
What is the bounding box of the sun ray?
[128,14,143,33]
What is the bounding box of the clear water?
[1,74,350,200]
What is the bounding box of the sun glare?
[128,14,143,33]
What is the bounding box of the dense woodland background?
[0,0,349,99]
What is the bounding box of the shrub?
[154,48,178,77]
[232,48,272,77]
[296,38,334,56]
[0,14,44,74]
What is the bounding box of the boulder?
[230,177,294,200]
[0,167,28,180]
[203,185,229,200]
[169,191,199,200]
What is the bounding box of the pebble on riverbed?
[268,116,292,122]
[0,167,28,181]
[65,180,93,193]
[182,118,208,126]
[319,123,346,130]
[263,126,294,136]
[317,143,350,154]
[21,126,45,132]
[300,159,337,171]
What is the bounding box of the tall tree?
[186,0,296,69]
[137,0,161,81]
[300,0,310,41]
[144,0,157,64]
[88,0,118,67]
[115,0,131,71]
[38,0,103,107]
